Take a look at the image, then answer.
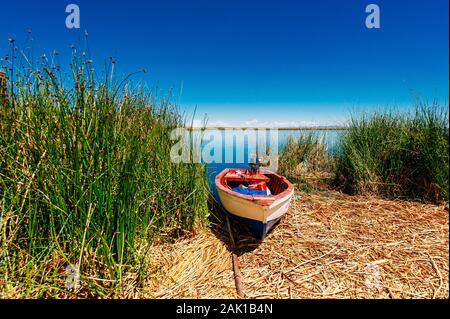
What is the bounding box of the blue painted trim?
[229,213,282,239]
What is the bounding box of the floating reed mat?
[144,189,448,299]
[143,231,237,298]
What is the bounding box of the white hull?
[216,187,294,224]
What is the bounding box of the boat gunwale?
[215,168,294,206]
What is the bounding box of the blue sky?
[0,0,448,126]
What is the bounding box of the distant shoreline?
[186,126,348,131]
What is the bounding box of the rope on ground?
[226,215,245,298]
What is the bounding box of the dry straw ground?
[143,187,449,299]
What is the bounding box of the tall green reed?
[278,132,330,179]
[0,43,209,296]
[334,103,449,202]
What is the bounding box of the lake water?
[200,129,343,198]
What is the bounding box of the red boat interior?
[221,169,289,196]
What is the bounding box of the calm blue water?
[199,129,343,198]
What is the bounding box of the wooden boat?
[215,166,294,239]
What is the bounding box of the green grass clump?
[334,103,449,202]
[278,132,331,180]
[0,50,209,297]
